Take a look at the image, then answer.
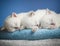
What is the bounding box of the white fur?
[1,12,26,32]
[1,9,60,32]
[2,11,38,32]
[3,13,21,32]
[21,11,39,32]
[34,9,49,28]
[40,9,60,29]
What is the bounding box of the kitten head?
[5,12,20,31]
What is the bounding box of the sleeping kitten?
[46,9,60,29]
[21,11,40,32]
[40,9,60,29]
[1,12,29,32]
[1,12,21,32]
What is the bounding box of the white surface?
[0,39,60,46]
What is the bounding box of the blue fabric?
[0,29,60,40]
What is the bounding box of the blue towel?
[0,29,60,40]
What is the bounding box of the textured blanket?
[0,29,60,40]
[0,39,60,46]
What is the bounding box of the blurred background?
[0,0,60,26]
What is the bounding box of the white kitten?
[40,9,60,29]
[1,12,21,32]
[1,12,30,32]
[21,11,40,32]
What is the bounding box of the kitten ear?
[29,11,35,17]
[11,12,17,17]
[46,8,51,14]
